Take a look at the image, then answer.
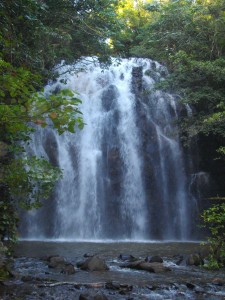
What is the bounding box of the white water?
[22,58,197,241]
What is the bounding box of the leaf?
[49,112,58,119]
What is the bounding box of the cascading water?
[21,58,198,241]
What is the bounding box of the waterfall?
[21,58,198,241]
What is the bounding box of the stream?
[1,241,224,299]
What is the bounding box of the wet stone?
[60,263,75,275]
[212,278,224,286]
[93,292,108,300]
[84,253,95,258]
[145,255,163,263]
[47,256,66,268]
[80,256,109,272]
[21,275,34,282]
[118,254,136,262]
[77,260,85,268]
[79,293,91,300]
[105,281,121,290]
[146,285,158,291]
[186,253,204,266]
[194,286,205,294]
[186,282,195,289]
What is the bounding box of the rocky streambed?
[0,241,225,299]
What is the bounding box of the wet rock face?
[102,85,119,112]
[132,66,143,94]
[43,131,58,166]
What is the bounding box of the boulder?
[186,282,196,289]
[79,293,91,300]
[121,260,171,273]
[93,293,108,300]
[80,256,109,271]
[138,262,171,273]
[105,282,132,293]
[105,281,121,290]
[61,263,75,275]
[79,293,108,300]
[174,254,185,266]
[47,255,67,268]
[84,253,95,258]
[77,260,85,268]
[145,255,163,263]
[118,254,136,262]
[212,278,225,286]
[121,260,143,269]
[175,253,204,266]
[186,254,204,266]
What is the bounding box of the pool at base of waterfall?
[1,241,224,300]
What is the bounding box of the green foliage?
[111,0,153,56]
[0,0,119,76]
[0,60,81,244]
[202,202,225,269]
[0,200,18,243]
[0,59,84,139]
[0,0,120,246]
[130,0,225,61]
[127,0,225,146]
[155,52,225,140]
[0,267,10,280]
[3,157,62,210]
[117,0,225,264]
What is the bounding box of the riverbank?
[0,241,225,299]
